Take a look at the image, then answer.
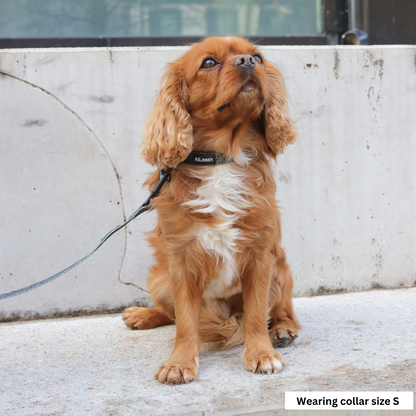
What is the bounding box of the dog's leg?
[154,254,203,385]
[241,251,285,374]
[268,248,301,348]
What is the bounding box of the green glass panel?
[0,0,322,38]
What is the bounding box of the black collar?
[181,151,233,166]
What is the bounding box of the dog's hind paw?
[122,307,173,330]
[269,325,298,348]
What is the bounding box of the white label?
[285,392,413,410]
[195,157,214,163]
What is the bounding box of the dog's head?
[141,36,297,169]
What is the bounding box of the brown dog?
[123,36,300,385]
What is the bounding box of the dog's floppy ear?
[263,61,298,158]
[141,63,193,170]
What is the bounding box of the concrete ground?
[1,288,415,416]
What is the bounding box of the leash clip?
[159,168,172,183]
[133,168,171,217]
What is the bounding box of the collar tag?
[181,151,233,166]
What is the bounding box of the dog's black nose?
[233,54,256,70]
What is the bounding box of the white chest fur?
[183,164,251,297]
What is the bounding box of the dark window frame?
[0,35,329,49]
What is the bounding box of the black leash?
[0,169,171,300]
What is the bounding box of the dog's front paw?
[155,359,198,385]
[243,349,285,374]
[269,325,298,348]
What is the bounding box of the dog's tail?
[199,312,245,350]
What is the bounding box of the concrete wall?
[1,45,415,319]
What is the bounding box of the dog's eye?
[201,58,218,70]
[253,55,262,64]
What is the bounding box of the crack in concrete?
[0,69,149,294]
